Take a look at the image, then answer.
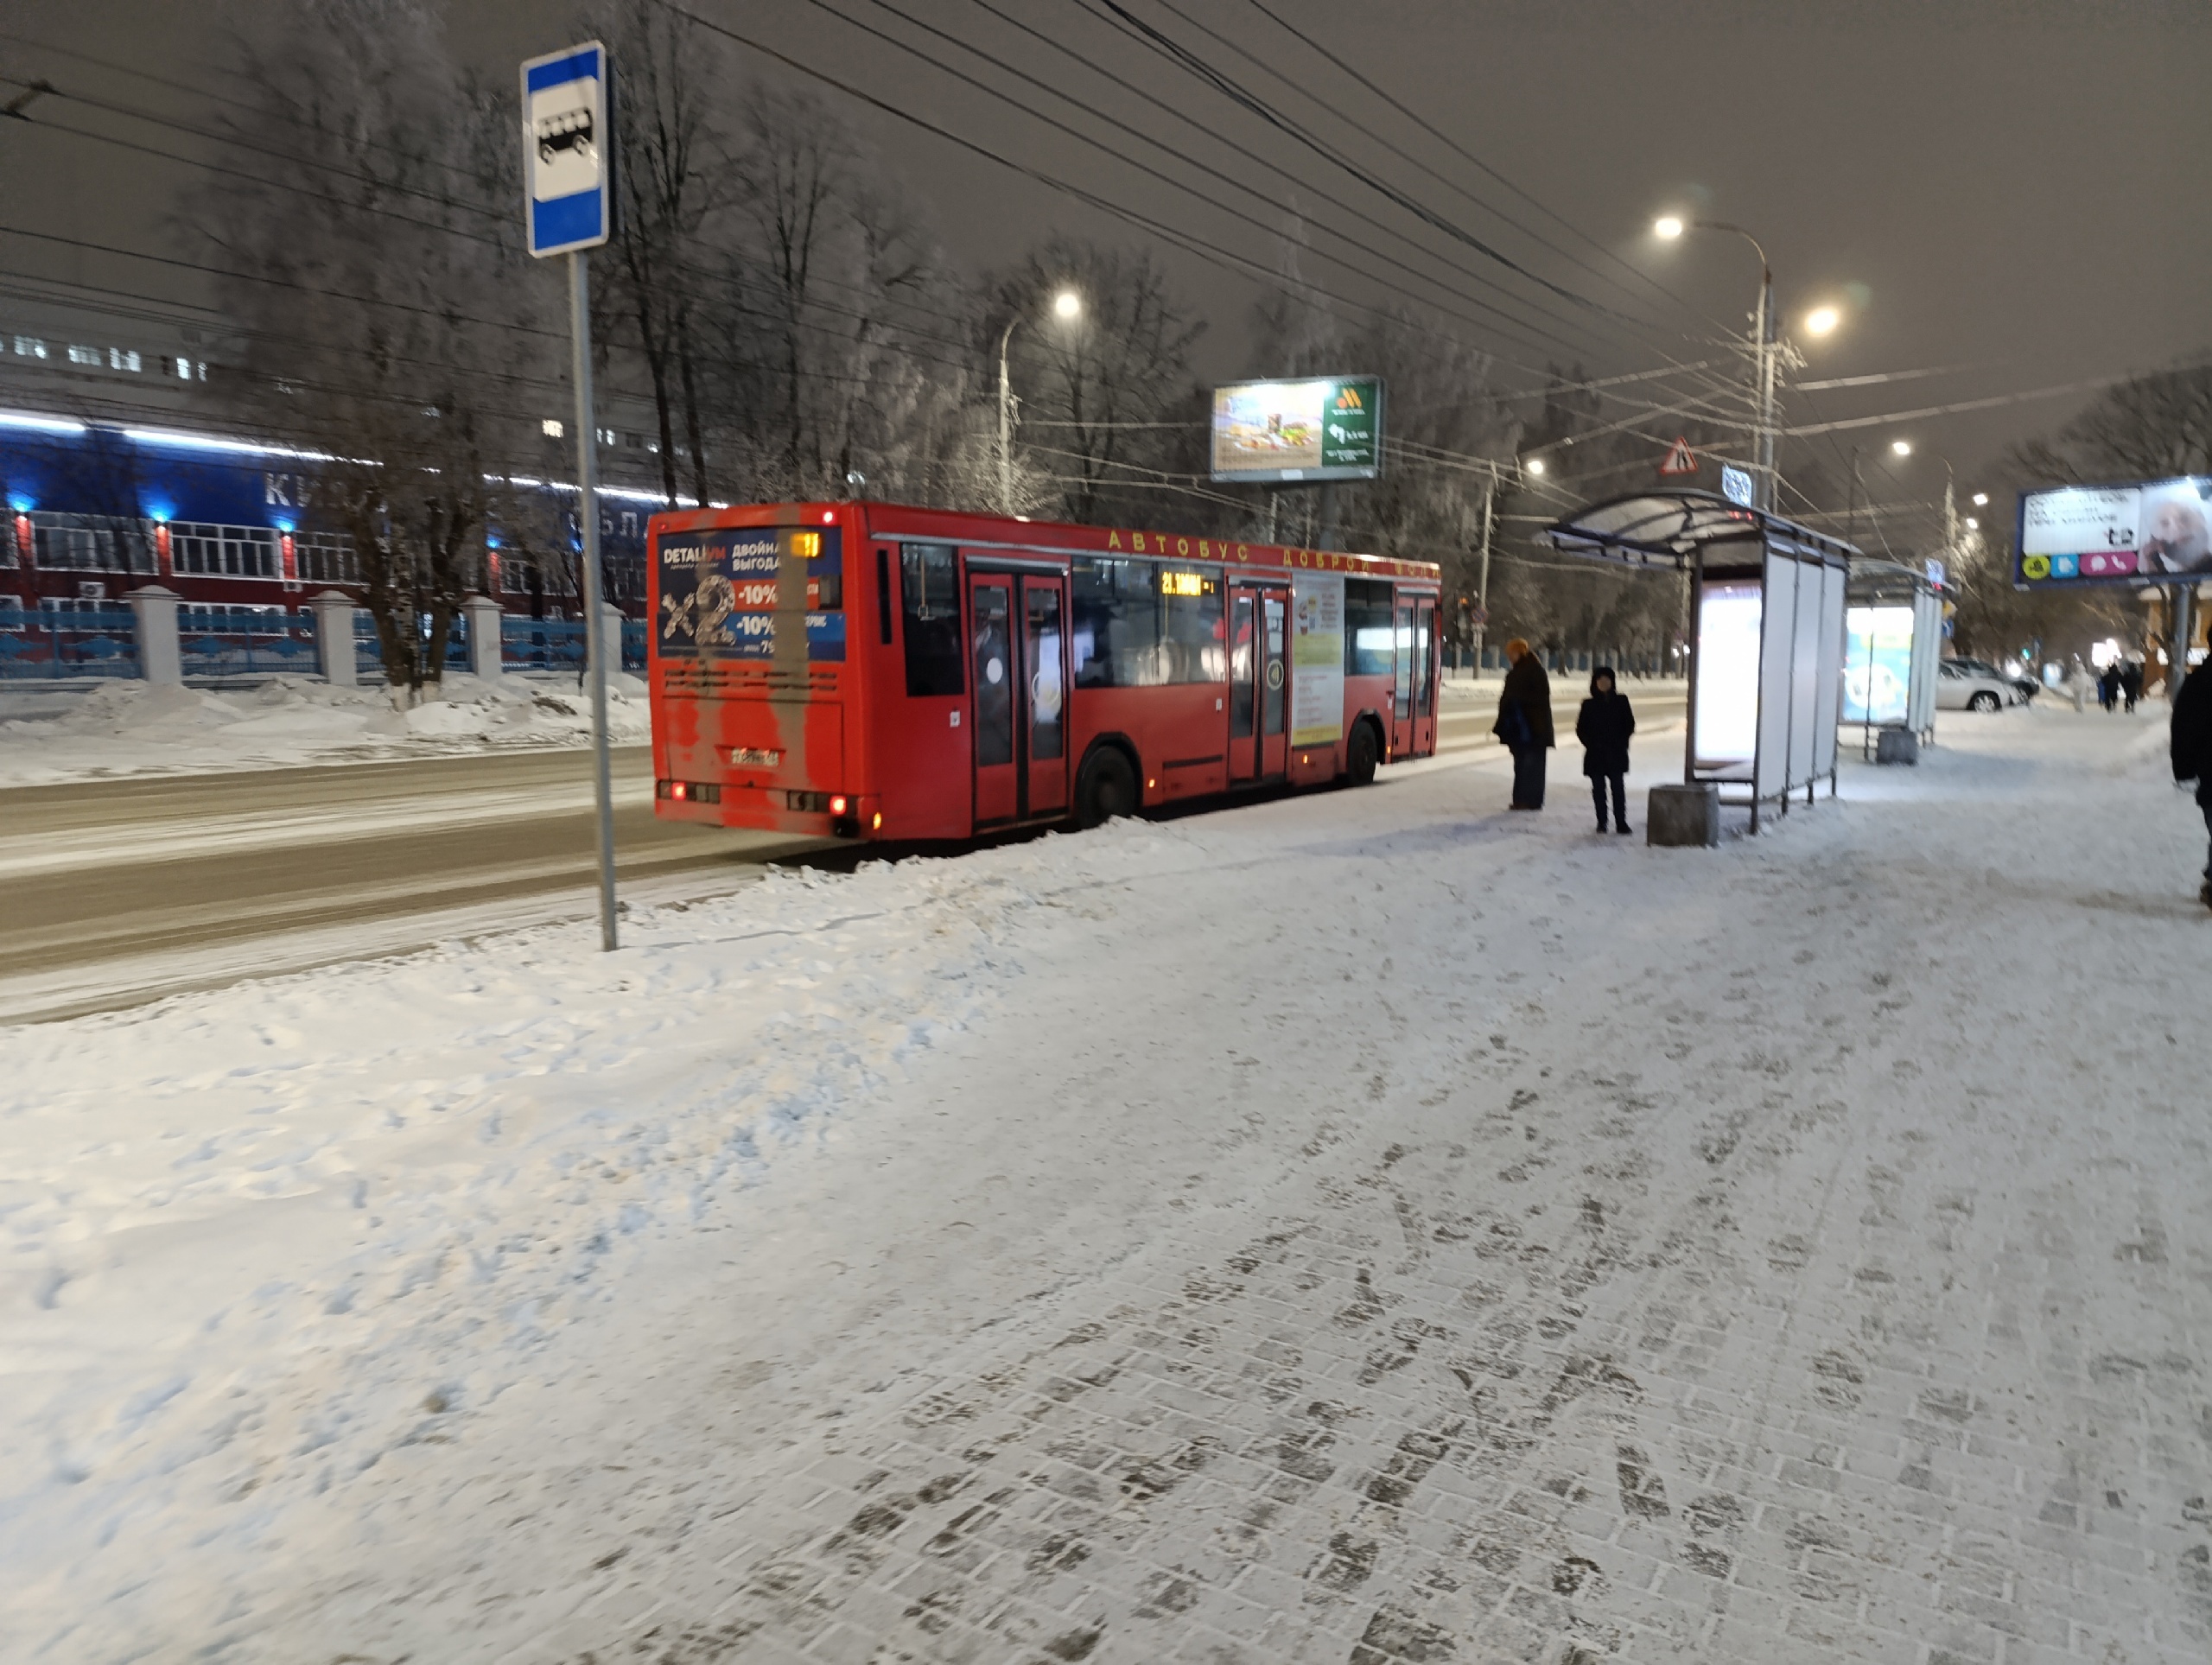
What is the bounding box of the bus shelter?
[1842,560,1941,757]
[1545,491,1856,831]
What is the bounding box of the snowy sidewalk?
[3,704,2209,1663]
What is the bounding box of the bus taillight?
[830,795,849,816]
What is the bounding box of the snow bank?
[0,671,652,787]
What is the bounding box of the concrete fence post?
[464,594,505,681]
[601,603,628,677]
[124,583,181,685]
[312,589,358,687]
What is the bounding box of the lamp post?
[999,288,1082,514]
[1655,217,1777,513]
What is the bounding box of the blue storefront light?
[145,499,175,524]
[271,515,296,534]
[6,491,34,514]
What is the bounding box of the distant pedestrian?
[2124,660,2144,714]
[2099,664,2120,712]
[1576,665,1636,835]
[2171,638,2212,908]
[1494,638,1554,810]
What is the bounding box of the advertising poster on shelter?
[2017,477,2212,586]
[655,526,845,662]
[1842,605,1914,725]
[1289,572,1344,746]
[1694,581,1763,772]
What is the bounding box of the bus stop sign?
[521,41,612,257]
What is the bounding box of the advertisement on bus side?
[655,526,846,662]
[1290,572,1344,746]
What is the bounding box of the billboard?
[2016,476,2212,587]
[1211,377,1382,484]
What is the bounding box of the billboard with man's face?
[2016,476,2212,587]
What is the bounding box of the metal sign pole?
[571,251,618,951]
[522,38,618,950]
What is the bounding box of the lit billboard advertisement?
[2016,477,2212,587]
[1211,377,1382,484]
[1842,605,1914,725]
[1694,581,1763,772]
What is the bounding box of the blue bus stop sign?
[521,41,612,257]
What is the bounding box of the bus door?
[1391,597,1418,757]
[1227,585,1290,783]
[969,569,1068,825]
[1411,598,1438,757]
[969,573,1019,824]
[1020,574,1069,818]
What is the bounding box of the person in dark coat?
[1493,639,1554,810]
[2099,663,2120,711]
[1576,665,1636,835]
[2122,659,2144,713]
[2171,637,2212,907]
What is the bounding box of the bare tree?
[193,0,558,696]
[590,0,729,508]
[993,238,1204,526]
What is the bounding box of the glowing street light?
[1052,289,1082,321]
[1525,457,1548,476]
[1803,305,1840,337]
[999,289,1085,512]
[1653,215,1685,240]
[1964,517,1979,531]
[1891,439,1913,458]
[1972,492,1989,506]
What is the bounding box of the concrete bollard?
[124,584,181,686]
[601,603,628,677]
[311,589,358,687]
[464,594,505,681]
[1646,782,1720,848]
[1875,727,1919,766]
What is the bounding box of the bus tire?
[1075,746,1139,828]
[1344,719,1380,786]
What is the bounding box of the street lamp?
[1525,456,1548,476]
[1891,439,1913,458]
[1972,492,1988,506]
[1000,289,1083,514]
[1803,305,1840,337]
[1652,216,1777,512]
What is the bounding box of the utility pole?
[996,316,1020,516]
[1656,219,1777,512]
[1471,467,1497,670]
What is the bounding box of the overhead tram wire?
[791,0,1616,363]
[1080,0,1700,351]
[650,0,1629,387]
[851,0,1658,363]
[1235,0,1726,339]
[0,60,1001,355]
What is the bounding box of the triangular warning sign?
[1658,435,1698,477]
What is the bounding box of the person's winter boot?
[1617,824,1633,836]
[2200,878,2212,910]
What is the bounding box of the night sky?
[6,0,2209,522]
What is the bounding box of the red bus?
[646,502,1441,842]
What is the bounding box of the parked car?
[1936,658,2023,712]
[1953,656,2038,701]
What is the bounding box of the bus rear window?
[900,543,963,696]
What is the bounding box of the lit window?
[68,345,101,365]
[13,336,46,359]
[174,357,196,380]
[598,428,617,446]
[111,348,142,372]
[542,418,564,438]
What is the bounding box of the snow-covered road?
[3,703,2208,1663]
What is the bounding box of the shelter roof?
[1543,490,1858,570]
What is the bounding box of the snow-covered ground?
[3,701,2208,1662]
[0,671,652,787]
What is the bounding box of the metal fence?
[351,611,476,681]
[179,608,320,679]
[0,606,143,680]
[501,615,646,673]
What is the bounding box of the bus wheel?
[1075,747,1138,828]
[1345,720,1380,786]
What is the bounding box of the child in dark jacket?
[1575,666,1636,835]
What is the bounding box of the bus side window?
[900,543,963,696]
[875,547,893,645]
